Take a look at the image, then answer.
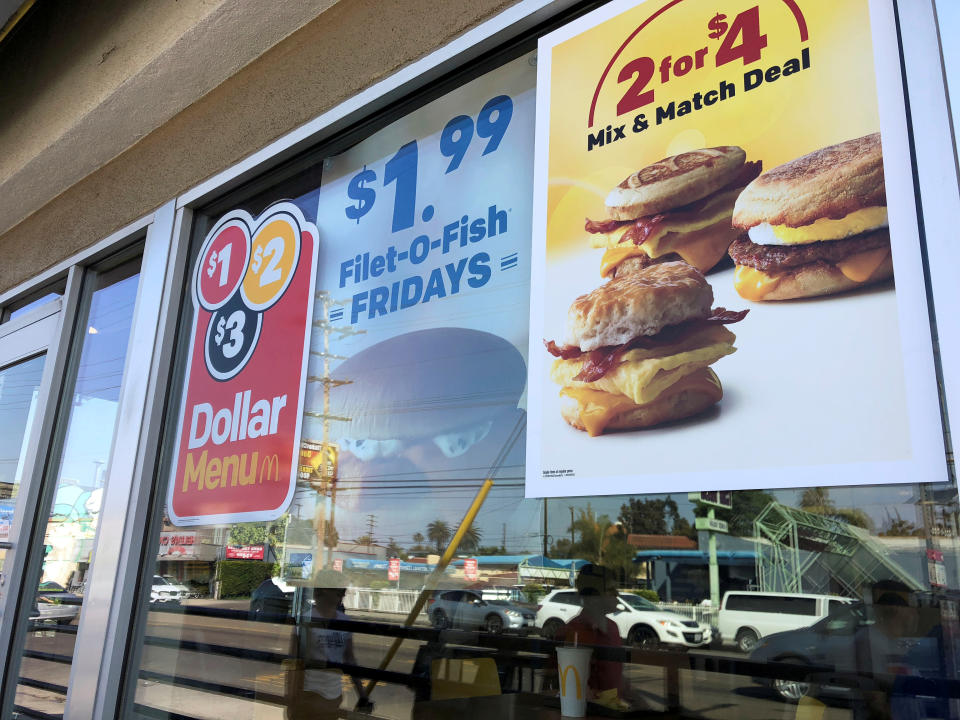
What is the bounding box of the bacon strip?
[543,340,583,360]
[544,307,749,382]
[584,218,629,234]
[584,161,763,243]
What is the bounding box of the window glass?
[7,293,60,321]
[12,261,140,717]
[0,354,46,605]
[124,30,960,720]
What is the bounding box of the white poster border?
[525,0,948,498]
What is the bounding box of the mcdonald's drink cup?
[556,646,592,717]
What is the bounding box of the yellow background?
[546,0,880,257]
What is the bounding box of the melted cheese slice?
[733,248,892,300]
[747,207,887,246]
[589,224,631,249]
[551,340,735,406]
[560,387,638,437]
[836,247,890,282]
[733,265,782,301]
[599,220,739,276]
[561,369,722,436]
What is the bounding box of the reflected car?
[749,601,945,707]
[428,589,536,634]
[249,578,294,621]
[535,589,711,649]
[161,575,195,598]
[151,575,188,603]
[33,581,82,622]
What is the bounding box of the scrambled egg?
[551,341,735,406]
[747,207,887,246]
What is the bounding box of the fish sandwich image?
[586,147,761,278]
[545,262,747,437]
[729,132,892,301]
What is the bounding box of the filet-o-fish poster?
[167,203,317,526]
[526,0,946,497]
[304,55,535,533]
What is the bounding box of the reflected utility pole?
[304,291,363,569]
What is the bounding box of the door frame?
[0,265,82,715]
[0,203,176,720]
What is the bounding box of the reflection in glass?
[7,292,62,322]
[0,355,47,597]
[14,263,139,716]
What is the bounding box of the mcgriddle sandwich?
[587,147,761,278]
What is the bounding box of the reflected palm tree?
[460,523,482,553]
[427,520,451,552]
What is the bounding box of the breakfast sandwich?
[586,147,761,278]
[729,133,891,301]
[545,262,747,436]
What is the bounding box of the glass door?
[0,355,48,588]
[0,300,63,720]
[0,300,61,600]
[1,262,141,718]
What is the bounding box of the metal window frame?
[0,265,82,720]
[0,0,952,718]
[898,0,960,477]
[0,202,173,720]
[62,201,181,720]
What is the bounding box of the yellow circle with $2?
[242,218,299,310]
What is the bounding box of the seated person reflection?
[855,580,935,720]
[551,564,636,708]
[286,571,371,719]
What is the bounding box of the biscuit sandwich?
[545,262,747,436]
[586,147,761,278]
[729,133,892,301]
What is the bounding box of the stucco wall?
[0,0,517,293]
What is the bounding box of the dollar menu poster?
[168,204,317,525]
[526,0,946,498]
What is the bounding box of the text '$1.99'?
[343,95,514,234]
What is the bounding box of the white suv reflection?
[535,589,711,649]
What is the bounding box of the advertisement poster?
[464,557,479,582]
[225,545,265,560]
[526,0,945,497]
[167,203,318,525]
[307,55,535,530]
[158,532,197,558]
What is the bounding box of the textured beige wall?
[0,0,517,293]
[0,0,341,242]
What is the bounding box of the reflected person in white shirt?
[287,571,371,719]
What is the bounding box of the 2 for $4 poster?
[525,0,946,497]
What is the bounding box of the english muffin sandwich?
[586,147,761,278]
[729,133,891,301]
[545,262,747,436]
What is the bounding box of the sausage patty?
[728,228,889,273]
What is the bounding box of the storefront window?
[12,260,141,717]
[0,354,46,590]
[124,2,959,719]
[5,288,64,323]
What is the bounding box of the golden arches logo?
[259,454,280,483]
[559,665,583,700]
